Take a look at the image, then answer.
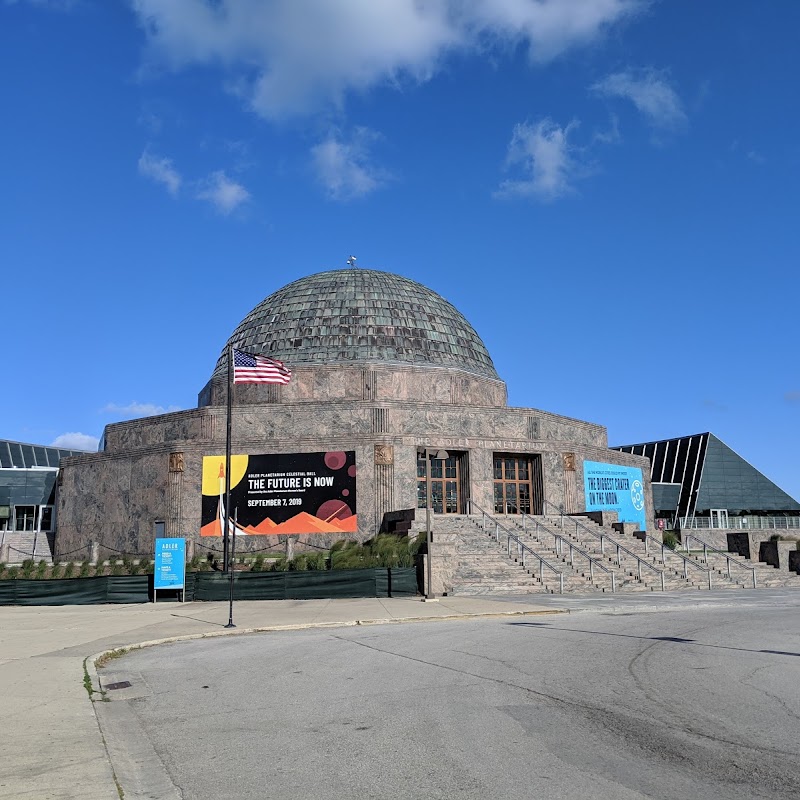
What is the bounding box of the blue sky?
[3,0,799,501]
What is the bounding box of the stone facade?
[56,362,652,559]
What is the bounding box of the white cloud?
[131,0,643,120]
[50,432,100,451]
[102,402,182,417]
[138,150,182,195]
[592,68,686,131]
[311,128,388,200]
[496,118,583,200]
[196,170,250,214]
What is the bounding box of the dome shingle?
[213,269,498,380]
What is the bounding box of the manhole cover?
[105,681,132,690]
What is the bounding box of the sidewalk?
[0,595,562,800]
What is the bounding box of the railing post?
[726,557,731,580]
[494,521,499,541]
[600,535,605,556]
[590,561,594,582]
[523,514,527,532]
[708,570,712,590]
[539,561,543,583]
[559,573,564,594]
[752,568,757,589]
[569,543,574,566]
[637,560,642,581]
[611,572,616,593]
[660,572,665,591]
[482,511,486,531]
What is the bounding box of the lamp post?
[420,447,449,601]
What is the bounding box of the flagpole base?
[224,622,236,629]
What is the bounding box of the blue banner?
[154,538,186,590]
[583,461,646,531]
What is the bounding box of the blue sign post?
[583,461,646,531]
[154,538,186,602]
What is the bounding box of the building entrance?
[493,454,543,515]
[417,450,468,514]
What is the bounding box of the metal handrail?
[514,513,616,592]
[470,501,565,594]
[541,502,666,591]
[679,533,757,588]
[640,533,713,590]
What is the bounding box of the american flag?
[232,349,292,384]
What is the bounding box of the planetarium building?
[55,268,652,558]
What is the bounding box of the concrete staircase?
[676,539,799,589]
[0,531,55,563]
[516,516,706,592]
[433,516,597,595]
[416,512,800,596]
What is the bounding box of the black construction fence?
[0,567,419,606]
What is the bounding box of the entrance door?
[417,452,462,514]
[493,454,542,515]
[710,509,729,528]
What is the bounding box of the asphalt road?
[99,597,800,800]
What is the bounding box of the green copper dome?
[214,269,499,380]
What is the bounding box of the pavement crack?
[331,634,576,709]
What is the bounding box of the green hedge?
[0,568,418,606]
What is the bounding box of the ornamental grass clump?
[662,532,678,550]
[329,533,425,570]
[63,562,75,579]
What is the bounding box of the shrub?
[79,560,91,578]
[270,557,289,572]
[50,564,63,580]
[21,559,35,578]
[252,554,265,572]
[64,562,75,579]
[111,562,125,576]
[328,534,422,570]
[36,560,48,579]
[662,532,678,550]
[7,566,19,579]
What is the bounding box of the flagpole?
[223,345,233,572]
[225,508,237,629]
